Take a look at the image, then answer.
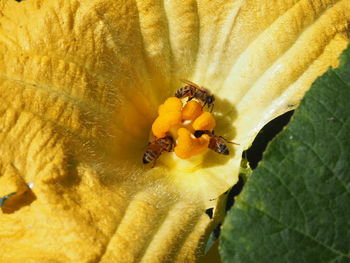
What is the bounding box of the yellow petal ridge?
[0,165,28,197]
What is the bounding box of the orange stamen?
[174,128,210,159]
[192,112,216,131]
[151,96,217,159]
[182,100,202,121]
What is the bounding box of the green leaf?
[219,43,350,263]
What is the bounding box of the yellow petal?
[0,0,348,262]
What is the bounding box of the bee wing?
[180,79,201,89]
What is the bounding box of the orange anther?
[150,96,217,159]
[158,97,183,115]
[152,97,183,138]
[174,128,210,159]
[192,112,216,131]
[152,112,182,138]
[182,100,202,121]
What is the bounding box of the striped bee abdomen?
[143,149,160,164]
[175,86,193,98]
[142,136,174,165]
[217,143,229,155]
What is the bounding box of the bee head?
[194,130,204,138]
[165,136,174,142]
[194,130,210,138]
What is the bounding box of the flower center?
[147,97,217,171]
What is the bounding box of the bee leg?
[187,97,194,102]
[210,103,214,112]
[201,101,207,110]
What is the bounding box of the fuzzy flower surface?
[0,0,349,262]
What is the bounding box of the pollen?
[158,97,183,115]
[192,112,216,131]
[152,97,183,138]
[174,128,210,159]
[151,96,217,160]
[152,113,182,138]
[182,100,202,121]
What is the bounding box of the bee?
[143,136,175,165]
[175,79,215,111]
[194,130,239,155]
[0,192,16,207]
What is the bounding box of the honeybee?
[194,130,239,155]
[143,136,175,165]
[0,192,16,207]
[175,79,215,111]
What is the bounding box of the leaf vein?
[260,162,308,232]
[296,136,350,196]
[240,200,349,258]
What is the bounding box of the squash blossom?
[0,0,349,262]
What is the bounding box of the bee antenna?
[219,135,240,145]
[227,141,240,145]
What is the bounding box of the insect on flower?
[0,192,16,207]
[143,136,175,165]
[175,79,215,112]
[194,130,239,155]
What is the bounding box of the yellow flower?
[0,0,348,262]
